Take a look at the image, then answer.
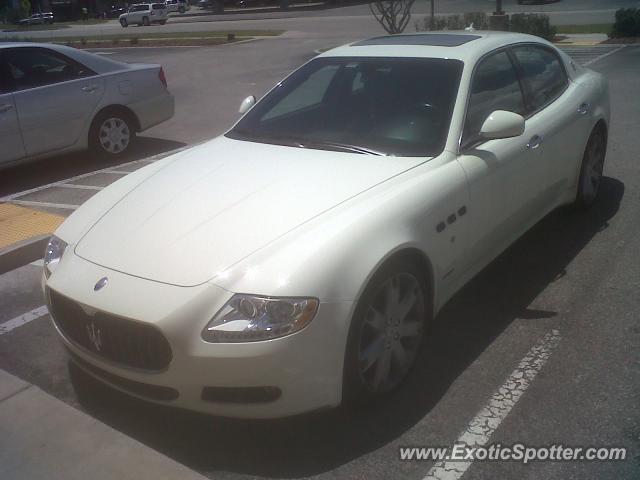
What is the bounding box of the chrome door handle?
[82,85,99,93]
[526,135,543,149]
[0,104,14,114]
[577,102,590,115]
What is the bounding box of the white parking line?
[583,45,627,66]
[424,329,561,480]
[102,170,135,175]
[11,200,79,210]
[0,306,49,336]
[56,184,103,191]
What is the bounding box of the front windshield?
[227,56,463,157]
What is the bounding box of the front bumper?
[44,252,352,418]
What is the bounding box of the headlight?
[202,294,319,343]
[44,236,68,279]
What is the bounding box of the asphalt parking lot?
[1,42,639,480]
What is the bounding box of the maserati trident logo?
[86,322,102,352]
[94,277,108,291]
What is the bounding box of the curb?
[0,368,209,480]
[0,234,49,276]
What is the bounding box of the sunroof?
[352,33,481,47]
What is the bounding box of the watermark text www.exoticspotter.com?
[399,443,627,464]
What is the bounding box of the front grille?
[49,290,172,371]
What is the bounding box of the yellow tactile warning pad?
[0,203,65,250]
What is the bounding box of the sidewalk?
[0,369,208,480]
[555,33,609,46]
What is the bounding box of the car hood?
[75,136,424,287]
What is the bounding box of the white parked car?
[0,43,174,167]
[119,3,168,27]
[165,0,190,14]
[18,12,55,25]
[44,32,609,419]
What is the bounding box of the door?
[511,44,583,203]
[130,5,148,22]
[4,47,105,157]
[456,49,544,273]
[0,54,26,165]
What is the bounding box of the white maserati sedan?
[0,43,174,168]
[43,32,609,418]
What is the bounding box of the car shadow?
[0,137,186,198]
[69,176,624,478]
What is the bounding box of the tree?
[369,0,417,35]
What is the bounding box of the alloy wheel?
[581,132,605,204]
[357,272,425,393]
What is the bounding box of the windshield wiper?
[229,130,387,156]
[298,140,386,156]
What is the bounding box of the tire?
[89,111,136,158]
[343,257,430,404]
[574,125,607,209]
[142,16,150,26]
[120,18,128,27]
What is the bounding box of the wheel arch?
[352,245,437,322]
[90,104,142,134]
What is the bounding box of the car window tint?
[463,50,525,146]
[261,64,340,121]
[512,45,567,112]
[4,48,94,91]
[133,5,148,11]
[152,4,166,9]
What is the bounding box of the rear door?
[0,52,26,165]
[4,47,105,157]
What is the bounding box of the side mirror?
[479,110,525,140]
[238,95,256,114]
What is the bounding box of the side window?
[512,45,568,113]
[3,48,95,91]
[462,51,525,146]
[261,64,340,121]
[0,56,12,94]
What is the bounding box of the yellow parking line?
[0,203,64,250]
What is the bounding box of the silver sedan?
[0,43,174,168]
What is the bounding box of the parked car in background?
[18,12,54,25]
[106,6,127,18]
[119,3,168,27]
[165,0,190,14]
[42,32,609,419]
[0,43,174,167]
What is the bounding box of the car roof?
[320,31,555,65]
